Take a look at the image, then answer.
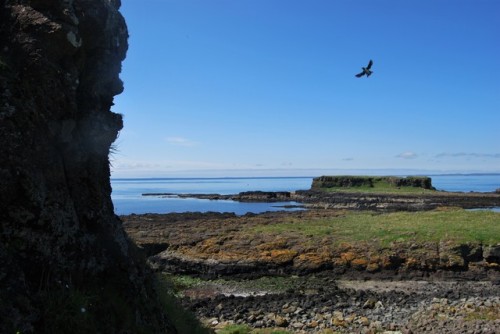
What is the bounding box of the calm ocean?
[111,174,500,215]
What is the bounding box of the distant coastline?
[111,174,500,215]
[110,168,500,179]
[111,171,500,181]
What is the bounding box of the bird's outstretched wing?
[366,59,373,69]
[355,71,365,77]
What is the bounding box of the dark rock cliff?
[0,1,175,332]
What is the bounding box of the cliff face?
[0,1,174,332]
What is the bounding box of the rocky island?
[124,176,500,333]
[143,175,500,211]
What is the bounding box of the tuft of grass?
[217,324,293,334]
[251,209,500,247]
[217,324,252,334]
[165,273,204,292]
[156,274,211,334]
[464,306,500,321]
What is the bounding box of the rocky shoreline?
[181,276,500,333]
[122,204,500,333]
[143,189,500,211]
[124,178,500,333]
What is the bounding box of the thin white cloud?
[396,151,418,159]
[434,152,500,159]
[165,136,198,147]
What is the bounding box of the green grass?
[156,274,211,334]
[319,179,436,194]
[165,274,301,296]
[217,324,293,334]
[165,273,204,292]
[251,209,500,246]
[217,324,253,334]
[464,306,500,321]
[224,276,298,293]
[312,176,437,194]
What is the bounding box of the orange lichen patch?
[351,258,369,270]
[197,238,222,253]
[366,262,380,273]
[214,251,251,262]
[340,252,357,262]
[293,252,332,269]
[259,249,298,264]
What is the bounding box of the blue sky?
[111,0,500,177]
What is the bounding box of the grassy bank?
[251,208,500,246]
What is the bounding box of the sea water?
[111,174,500,215]
[111,177,312,215]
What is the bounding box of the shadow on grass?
[156,273,212,334]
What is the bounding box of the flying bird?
[355,60,373,78]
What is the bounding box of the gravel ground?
[180,276,500,333]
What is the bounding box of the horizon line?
[111,169,500,180]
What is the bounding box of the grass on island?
[319,183,437,194]
[311,176,442,195]
[317,179,437,195]
[251,208,500,247]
